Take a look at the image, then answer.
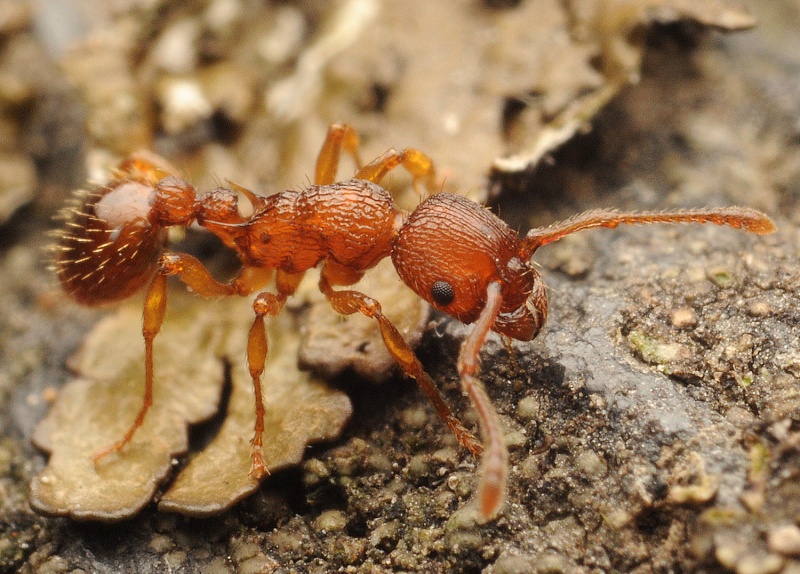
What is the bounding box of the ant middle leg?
[318,270,482,457]
[315,124,363,185]
[246,269,305,478]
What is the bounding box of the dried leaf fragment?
[493,0,755,173]
[31,295,231,520]
[31,290,352,521]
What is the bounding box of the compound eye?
[431,280,455,307]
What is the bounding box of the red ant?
[53,124,775,520]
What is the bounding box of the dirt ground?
[1,0,800,572]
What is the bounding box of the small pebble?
[746,300,771,317]
[400,406,428,430]
[736,553,783,574]
[515,395,540,421]
[574,450,607,479]
[406,454,431,480]
[504,429,527,450]
[157,77,213,134]
[314,509,348,533]
[707,267,734,288]
[369,520,401,549]
[492,554,536,574]
[767,524,800,556]
[151,18,201,73]
[671,307,697,328]
[148,534,175,553]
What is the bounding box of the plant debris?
[30,260,425,520]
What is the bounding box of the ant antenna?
[521,207,776,258]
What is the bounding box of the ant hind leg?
[93,252,272,467]
[93,271,168,465]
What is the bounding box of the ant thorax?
[206,179,404,275]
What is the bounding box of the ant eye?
[431,280,455,306]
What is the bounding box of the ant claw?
[250,450,269,480]
[92,442,124,467]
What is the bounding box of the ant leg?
[522,207,776,256]
[456,281,507,520]
[94,254,270,465]
[315,124,362,185]
[150,252,293,477]
[94,271,168,464]
[246,270,304,478]
[158,251,272,297]
[314,123,437,193]
[318,273,482,457]
[115,151,181,183]
[355,148,437,195]
[245,293,284,478]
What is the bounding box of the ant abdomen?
[55,177,168,306]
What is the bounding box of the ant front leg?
[355,148,437,196]
[455,281,508,520]
[246,270,304,478]
[318,271,482,458]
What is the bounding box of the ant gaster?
[54,124,776,520]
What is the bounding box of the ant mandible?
[54,124,775,520]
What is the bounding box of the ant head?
[392,193,547,341]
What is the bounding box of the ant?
[53,124,775,521]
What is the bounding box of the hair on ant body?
[53,124,776,520]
